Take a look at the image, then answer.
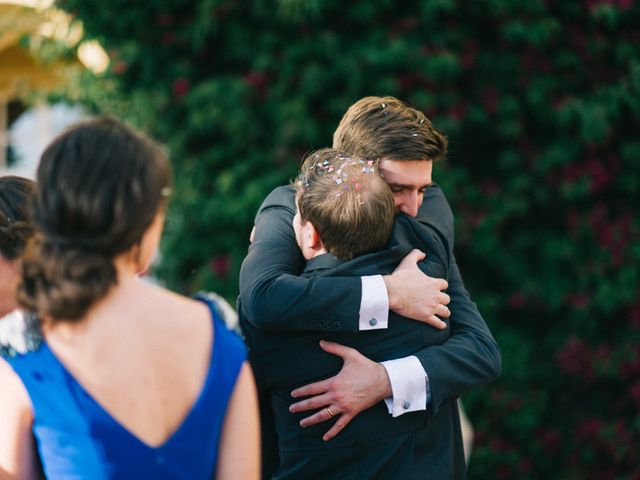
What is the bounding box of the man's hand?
[289,340,391,441]
[383,249,450,329]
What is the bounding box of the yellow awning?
[0,2,97,102]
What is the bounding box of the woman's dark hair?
[0,176,36,260]
[17,117,171,321]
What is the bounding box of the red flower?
[615,419,633,443]
[618,346,640,379]
[161,31,176,46]
[480,180,500,196]
[156,13,174,26]
[490,437,513,453]
[243,72,267,91]
[172,77,190,98]
[587,203,607,232]
[594,344,612,373]
[519,457,533,474]
[210,255,230,279]
[460,41,477,69]
[562,164,583,184]
[393,17,419,33]
[630,303,640,330]
[552,95,570,111]
[586,158,613,193]
[536,427,561,451]
[112,60,128,75]
[556,336,592,378]
[567,210,580,237]
[447,102,467,122]
[576,418,603,440]
[630,381,640,409]
[480,86,499,114]
[566,292,589,309]
[397,73,419,92]
[508,292,526,309]
[507,396,523,411]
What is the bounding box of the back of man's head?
[295,149,395,261]
[333,96,448,163]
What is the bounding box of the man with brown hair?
[240,96,500,478]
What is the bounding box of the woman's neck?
[42,261,143,340]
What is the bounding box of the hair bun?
[0,220,34,260]
[39,231,118,256]
[18,237,117,320]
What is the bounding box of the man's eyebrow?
[387,181,433,190]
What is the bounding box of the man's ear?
[301,221,322,250]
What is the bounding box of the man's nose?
[399,192,420,217]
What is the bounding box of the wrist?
[383,275,399,312]
[377,362,393,399]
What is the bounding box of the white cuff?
[381,356,429,417]
[358,275,389,330]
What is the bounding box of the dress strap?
[193,291,247,376]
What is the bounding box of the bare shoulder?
[135,284,214,340]
[138,283,209,317]
[141,284,238,327]
[0,355,17,382]
[0,356,31,413]
[0,356,36,478]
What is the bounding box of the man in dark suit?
[239,97,501,478]
[242,148,468,478]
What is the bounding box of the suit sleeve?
[397,185,501,416]
[239,186,364,332]
[415,257,502,417]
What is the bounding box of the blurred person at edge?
[0,176,35,320]
[240,96,500,478]
[0,117,260,480]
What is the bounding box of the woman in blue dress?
[0,117,260,479]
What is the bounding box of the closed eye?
[388,184,431,194]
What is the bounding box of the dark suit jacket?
[239,184,501,479]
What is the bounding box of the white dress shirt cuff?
[381,356,430,417]
[358,275,389,330]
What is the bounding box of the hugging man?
[240,97,501,479]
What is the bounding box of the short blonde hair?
[295,149,394,261]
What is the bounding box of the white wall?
[1,102,86,179]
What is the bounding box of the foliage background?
[54,0,640,477]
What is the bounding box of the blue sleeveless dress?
[2,295,246,479]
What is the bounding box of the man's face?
[378,159,433,218]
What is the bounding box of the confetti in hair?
[296,151,380,200]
